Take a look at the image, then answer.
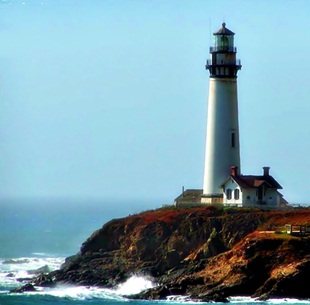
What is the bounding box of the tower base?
[201,194,223,204]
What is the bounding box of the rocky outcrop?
[14,206,310,301]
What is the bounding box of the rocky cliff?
[16,206,310,301]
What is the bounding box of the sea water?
[1,199,310,305]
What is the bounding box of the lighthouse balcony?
[206,59,242,75]
[210,46,237,53]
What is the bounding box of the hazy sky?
[0,0,309,205]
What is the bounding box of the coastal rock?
[31,274,57,288]
[15,206,310,301]
[28,265,52,275]
[10,283,36,293]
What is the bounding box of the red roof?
[231,175,282,190]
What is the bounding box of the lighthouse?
[174,23,285,208]
[201,23,242,204]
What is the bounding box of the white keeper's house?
[221,166,284,207]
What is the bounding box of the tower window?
[226,189,232,200]
[234,189,240,200]
[231,132,235,148]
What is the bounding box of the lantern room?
[212,23,235,52]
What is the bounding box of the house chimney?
[263,166,270,176]
[231,166,238,177]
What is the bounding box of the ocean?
[1,199,310,305]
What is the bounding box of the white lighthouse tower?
[201,23,242,204]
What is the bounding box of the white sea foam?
[2,270,156,301]
[10,275,155,301]
[0,257,64,272]
[229,296,260,303]
[20,286,128,301]
[115,275,155,295]
[0,256,65,288]
[166,295,193,303]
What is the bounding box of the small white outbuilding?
[221,166,285,207]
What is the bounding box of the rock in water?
[10,283,36,293]
[28,265,52,275]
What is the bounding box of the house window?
[234,189,240,200]
[231,132,235,148]
[226,189,232,200]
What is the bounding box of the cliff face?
[26,206,310,301]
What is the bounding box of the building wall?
[203,78,240,197]
[242,189,259,206]
[264,189,281,206]
[223,179,281,207]
[222,178,243,206]
[201,196,223,204]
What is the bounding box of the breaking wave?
[116,275,155,295]
[0,256,156,301]
[13,285,128,301]
[0,256,64,290]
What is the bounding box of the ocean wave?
[6,275,155,301]
[0,256,65,289]
[2,258,31,265]
[33,275,156,300]
[17,286,128,301]
[0,256,65,271]
[1,268,156,301]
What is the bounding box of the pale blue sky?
[0,0,309,205]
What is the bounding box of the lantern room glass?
[214,35,234,51]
